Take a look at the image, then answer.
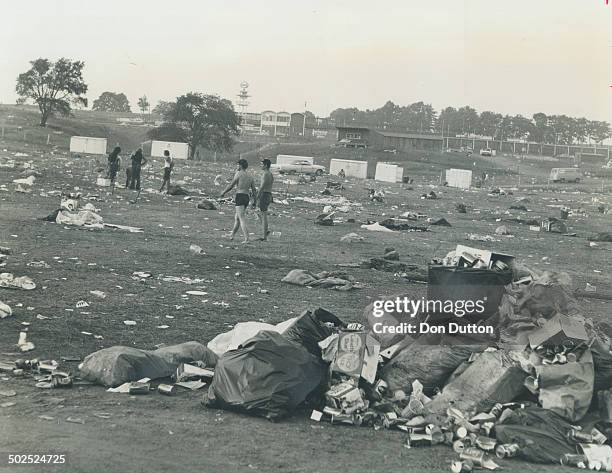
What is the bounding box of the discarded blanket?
[56,210,104,227]
[79,342,217,387]
[205,330,327,420]
[282,269,361,291]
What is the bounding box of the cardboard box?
[331,331,380,384]
[454,245,515,269]
[528,314,589,348]
[176,363,214,382]
[96,177,111,187]
[325,382,366,413]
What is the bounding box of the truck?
[549,168,582,183]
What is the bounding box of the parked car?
[549,168,582,183]
[271,159,326,175]
[479,148,492,157]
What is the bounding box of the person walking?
[129,148,147,190]
[159,150,173,193]
[255,158,274,241]
[220,158,257,244]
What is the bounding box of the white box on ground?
[329,159,368,179]
[375,163,404,183]
[150,141,189,160]
[96,177,111,187]
[445,169,473,189]
[70,136,107,155]
[276,155,314,166]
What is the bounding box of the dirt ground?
[0,132,611,472]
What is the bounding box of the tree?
[147,92,240,160]
[15,58,88,127]
[152,100,172,116]
[137,95,150,114]
[92,92,131,113]
[590,121,611,144]
[478,111,503,137]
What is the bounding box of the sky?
[1,0,610,123]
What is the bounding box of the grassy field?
[0,107,611,473]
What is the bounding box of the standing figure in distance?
[255,158,274,241]
[159,150,173,194]
[220,158,257,244]
[130,148,147,190]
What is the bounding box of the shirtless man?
[255,158,274,241]
[220,158,257,243]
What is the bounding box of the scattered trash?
[0,273,36,290]
[0,301,12,319]
[17,332,35,352]
[189,244,205,255]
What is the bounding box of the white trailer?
[276,154,314,166]
[375,163,404,183]
[329,159,368,179]
[445,169,473,189]
[70,136,107,155]
[149,141,189,160]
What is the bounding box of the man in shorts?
[220,158,257,243]
[255,158,274,241]
[160,150,173,194]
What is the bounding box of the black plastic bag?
[495,407,575,464]
[283,308,344,357]
[205,331,326,421]
[382,336,482,394]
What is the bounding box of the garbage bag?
[536,349,594,422]
[80,342,217,387]
[495,407,575,464]
[425,350,527,414]
[382,338,482,394]
[205,331,327,420]
[155,342,217,368]
[283,308,344,357]
[592,339,612,391]
[80,346,173,387]
[207,318,297,356]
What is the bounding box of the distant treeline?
[330,101,611,145]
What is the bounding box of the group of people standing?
[106,149,274,243]
[105,146,174,193]
[221,158,274,244]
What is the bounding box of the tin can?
[52,373,73,388]
[495,443,520,458]
[453,440,466,454]
[158,384,176,396]
[567,429,594,444]
[591,428,608,445]
[460,447,485,464]
[560,453,587,467]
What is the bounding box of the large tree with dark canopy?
[147,92,240,159]
[92,92,131,112]
[16,58,88,126]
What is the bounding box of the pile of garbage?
[3,239,612,470]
